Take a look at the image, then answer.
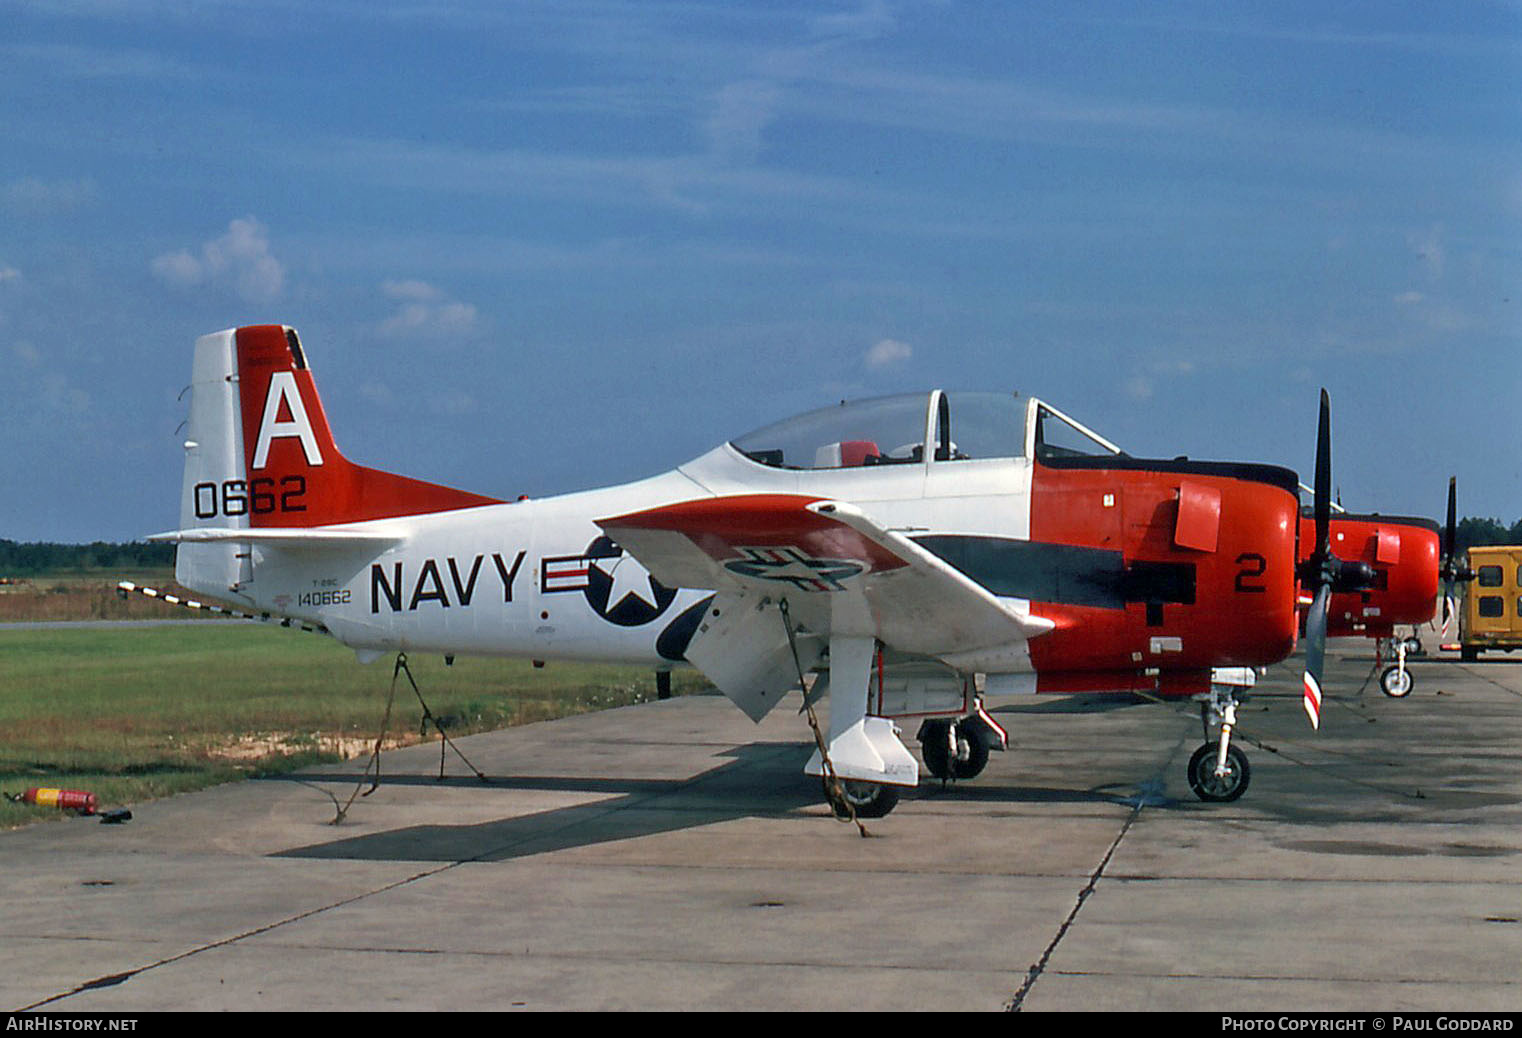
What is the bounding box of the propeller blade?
[1313,389,1332,561]
[1303,582,1330,730]
[1299,389,1334,731]
[1444,476,1457,568]
[1440,477,1463,635]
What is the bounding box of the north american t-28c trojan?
[150,324,1360,817]
[1301,508,1438,699]
[1293,473,1477,700]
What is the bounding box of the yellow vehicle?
[1454,546,1522,660]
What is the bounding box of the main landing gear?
[916,708,1004,782]
[823,777,901,819]
[1188,681,1252,803]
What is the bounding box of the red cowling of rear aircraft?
[1296,513,1441,639]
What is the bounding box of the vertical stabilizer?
[175,329,248,597]
[171,325,501,600]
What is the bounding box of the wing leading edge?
[597,493,1053,658]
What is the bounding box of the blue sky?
[3,1,1519,542]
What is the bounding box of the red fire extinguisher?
[9,788,98,814]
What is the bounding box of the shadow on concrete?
[269,740,1169,863]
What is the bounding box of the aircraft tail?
[168,324,500,598]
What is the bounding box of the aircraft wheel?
[952,722,989,780]
[825,778,900,819]
[920,720,953,780]
[1187,743,1251,803]
[919,720,990,781]
[1380,664,1414,698]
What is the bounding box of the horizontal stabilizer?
[149,527,403,549]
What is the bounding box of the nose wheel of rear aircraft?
[1187,742,1251,802]
[1379,664,1414,698]
[1377,637,1415,698]
[824,778,900,819]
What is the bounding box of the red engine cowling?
[1024,455,1301,695]
[1297,513,1440,638]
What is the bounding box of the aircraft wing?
[597,493,1053,658]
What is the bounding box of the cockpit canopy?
[729,390,1120,471]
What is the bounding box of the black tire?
[952,721,990,780]
[824,778,901,819]
[920,718,991,781]
[1379,664,1414,698]
[920,719,952,780]
[1187,742,1251,803]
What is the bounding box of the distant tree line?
[2,520,1519,576]
[1456,518,1522,552]
[0,540,176,575]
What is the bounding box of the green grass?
[0,623,706,828]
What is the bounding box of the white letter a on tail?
[252,370,324,469]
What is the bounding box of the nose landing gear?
[1187,674,1255,803]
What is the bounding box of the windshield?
[941,391,1026,461]
[730,391,1026,470]
[1033,403,1123,459]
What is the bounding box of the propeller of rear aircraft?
[1439,476,1475,635]
[1295,390,1378,730]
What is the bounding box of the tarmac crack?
[18,862,460,1011]
[1004,786,1149,1012]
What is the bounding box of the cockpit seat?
[814,439,882,468]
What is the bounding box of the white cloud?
[150,216,284,302]
[865,337,912,369]
[382,279,444,302]
[42,373,90,416]
[3,177,98,215]
[358,380,395,406]
[0,265,19,283]
[705,80,782,163]
[376,280,481,340]
[429,390,478,416]
[12,341,40,367]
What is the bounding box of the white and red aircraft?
[151,324,1349,816]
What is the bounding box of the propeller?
[1294,390,1378,730]
[1298,390,1334,730]
[1438,476,1474,636]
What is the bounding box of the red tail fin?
[234,325,501,526]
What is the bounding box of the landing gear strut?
[1188,681,1252,803]
[1377,637,1414,698]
